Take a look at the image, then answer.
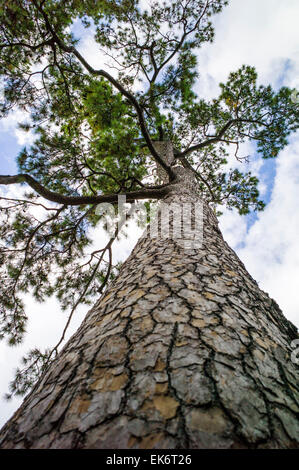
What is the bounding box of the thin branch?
[0,196,57,211]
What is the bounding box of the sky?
[0,0,299,427]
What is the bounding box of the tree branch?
[0,174,169,205]
[179,118,268,157]
[179,119,236,156]
[0,38,54,51]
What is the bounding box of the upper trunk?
[0,165,298,449]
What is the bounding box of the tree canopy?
[0,0,298,397]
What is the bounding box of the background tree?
[0,0,298,448]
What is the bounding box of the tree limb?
[179,118,268,157]
[179,119,236,156]
[0,174,170,205]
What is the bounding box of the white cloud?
[233,132,299,327]
[205,0,299,330]
[0,109,35,146]
[77,32,108,72]
[196,0,299,96]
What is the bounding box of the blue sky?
[0,133,18,174]
[0,0,299,427]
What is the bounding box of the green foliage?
[0,0,298,397]
[5,348,53,399]
[217,66,298,159]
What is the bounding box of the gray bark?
[0,166,298,449]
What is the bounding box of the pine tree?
[0,0,298,448]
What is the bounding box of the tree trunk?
[0,167,298,449]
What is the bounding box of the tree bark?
[0,167,298,449]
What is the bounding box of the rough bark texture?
[154,141,175,183]
[0,167,298,449]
